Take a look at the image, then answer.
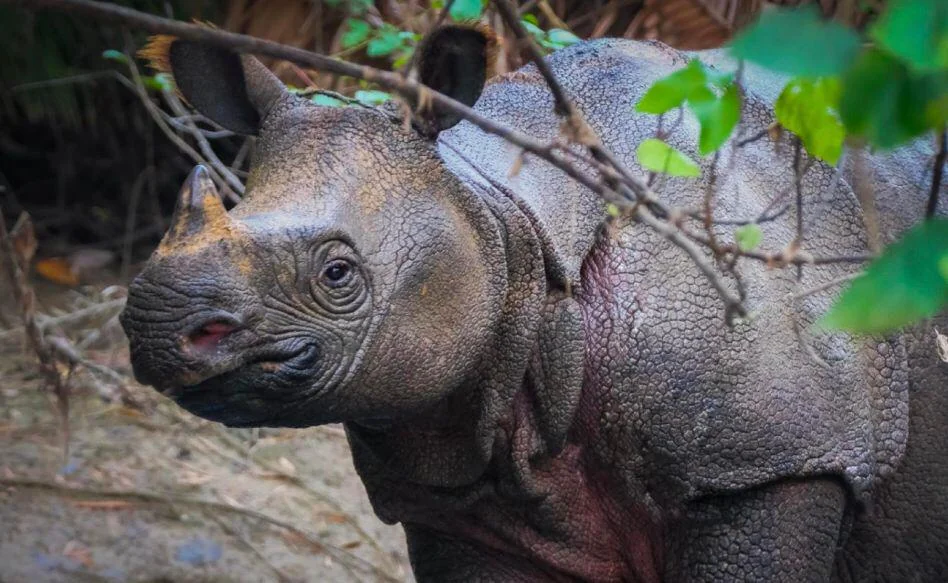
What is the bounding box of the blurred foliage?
[820,220,948,334]
[0,1,222,128]
[5,0,940,326]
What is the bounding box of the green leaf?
[367,26,404,57]
[839,49,944,148]
[354,89,391,105]
[636,138,701,177]
[342,18,371,49]
[521,19,545,41]
[775,77,845,164]
[870,0,948,71]
[101,49,128,64]
[450,0,484,21]
[735,224,763,252]
[820,219,948,334]
[392,50,413,70]
[347,0,373,15]
[547,29,581,49]
[636,59,708,115]
[729,6,861,76]
[142,73,172,93]
[940,254,948,283]
[311,93,346,107]
[688,82,741,155]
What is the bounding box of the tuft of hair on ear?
[468,21,499,78]
[138,34,176,76]
[138,21,219,78]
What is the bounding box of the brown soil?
[0,280,412,583]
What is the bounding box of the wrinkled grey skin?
[121,27,948,582]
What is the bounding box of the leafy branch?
[634,0,948,335]
[6,0,944,335]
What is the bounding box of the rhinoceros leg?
[664,477,847,582]
[404,524,564,582]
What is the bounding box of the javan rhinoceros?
[121,24,948,582]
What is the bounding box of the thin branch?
[161,89,245,195]
[0,212,70,455]
[536,0,571,30]
[791,272,861,300]
[161,114,234,139]
[0,477,399,583]
[120,42,240,203]
[5,0,880,319]
[204,513,295,583]
[927,128,946,218]
[45,335,144,408]
[0,297,126,343]
[493,0,574,119]
[636,206,746,319]
[121,166,150,281]
[792,138,804,280]
[735,124,774,148]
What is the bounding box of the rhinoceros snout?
[120,297,248,389]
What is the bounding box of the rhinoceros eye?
[321,259,352,288]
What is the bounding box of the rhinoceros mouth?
[165,341,322,427]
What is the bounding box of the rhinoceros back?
[440,39,934,507]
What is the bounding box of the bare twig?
[851,145,881,253]
[735,124,774,148]
[121,41,241,203]
[792,138,804,280]
[536,0,570,30]
[927,128,946,218]
[493,0,570,114]
[0,477,400,583]
[4,0,880,320]
[636,206,746,319]
[205,513,296,583]
[0,211,70,455]
[162,114,234,139]
[45,335,144,408]
[121,167,150,281]
[161,89,245,195]
[791,272,862,300]
[0,297,126,343]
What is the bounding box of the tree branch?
[927,128,946,218]
[0,211,70,455]
[4,0,877,320]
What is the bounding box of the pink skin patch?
[187,321,237,351]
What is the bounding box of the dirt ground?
[0,278,413,583]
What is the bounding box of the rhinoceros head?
[120,26,527,429]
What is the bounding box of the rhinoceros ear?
[415,24,497,135]
[140,36,286,135]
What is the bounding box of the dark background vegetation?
[0,0,881,276]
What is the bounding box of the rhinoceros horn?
[160,166,234,250]
[168,166,231,238]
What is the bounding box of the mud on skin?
[122,25,948,582]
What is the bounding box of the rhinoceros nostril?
[187,320,239,351]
